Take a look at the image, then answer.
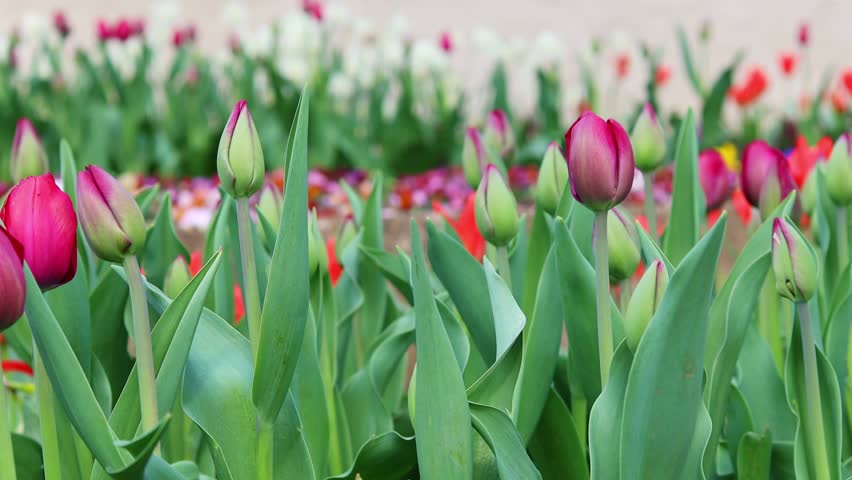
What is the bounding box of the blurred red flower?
[788,135,832,187]
[842,69,852,94]
[655,64,671,86]
[615,53,630,79]
[189,251,245,324]
[432,192,485,261]
[730,68,768,107]
[731,188,753,226]
[778,52,797,77]
[326,238,343,286]
[1,359,32,377]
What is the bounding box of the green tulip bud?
[217,100,265,199]
[800,164,821,214]
[336,215,358,259]
[10,119,48,182]
[607,208,641,283]
[825,133,852,206]
[631,104,666,173]
[462,127,486,188]
[475,164,520,247]
[536,142,568,215]
[624,260,668,351]
[256,185,282,248]
[308,209,327,277]
[164,256,192,298]
[772,217,818,303]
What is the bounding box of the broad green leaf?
[512,248,563,441]
[11,433,43,480]
[785,317,843,480]
[520,208,553,317]
[253,87,310,423]
[46,256,92,377]
[620,215,726,479]
[359,246,413,304]
[427,221,497,364]
[528,388,589,480]
[662,109,704,265]
[326,432,416,480]
[90,269,132,401]
[355,173,388,348]
[589,342,632,480]
[410,220,473,479]
[204,194,237,326]
[825,265,852,395]
[470,403,541,480]
[737,431,772,480]
[141,192,190,287]
[274,396,318,480]
[635,219,674,273]
[293,307,330,477]
[725,384,755,471]
[701,56,741,148]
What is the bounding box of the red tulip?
[615,53,630,79]
[655,64,671,86]
[741,140,796,217]
[730,67,768,107]
[778,52,797,77]
[698,149,737,211]
[433,192,486,261]
[0,174,77,290]
[842,69,852,95]
[0,227,25,331]
[302,0,324,21]
[565,111,635,211]
[53,11,70,38]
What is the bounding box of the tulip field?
[3,4,852,480]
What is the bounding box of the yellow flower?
[716,143,740,172]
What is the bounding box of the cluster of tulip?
[3,67,852,480]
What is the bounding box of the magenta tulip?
[741,140,796,217]
[0,227,25,330]
[699,149,737,211]
[565,111,635,211]
[0,174,77,290]
[484,109,514,157]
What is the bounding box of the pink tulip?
[53,11,70,38]
[741,140,796,217]
[0,227,25,330]
[699,149,737,211]
[439,31,453,53]
[565,111,635,211]
[96,19,112,42]
[0,174,77,290]
[115,19,131,41]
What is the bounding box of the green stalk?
[34,349,61,480]
[124,256,159,435]
[0,371,16,480]
[643,173,658,244]
[571,394,588,456]
[620,279,632,313]
[797,303,831,480]
[593,211,613,385]
[759,272,784,375]
[257,420,275,480]
[236,197,263,361]
[497,245,513,292]
[838,207,848,269]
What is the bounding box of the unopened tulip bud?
[1,174,77,290]
[698,149,737,211]
[217,100,265,199]
[741,140,796,219]
[606,208,640,283]
[801,165,821,214]
[825,133,852,206]
[164,256,192,298]
[475,164,520,247]
[308,209,327,277]
[624,259,668,351]
[256,185,282,248]
[10,118,48,182]
[0,227,25,331]
[772,217,818,303]
[462,127,487,188]
[336,215,358,259]
[631,104,666,173]
[536,142,569,215]
[566,111,635,212]
[483,110,514,158]
[77,165,147,263]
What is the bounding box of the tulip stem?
[497,246,513,292]
[797,302,831,480]
[236,198,263,361]
[0,371,16,480]
[33,349,61,480]
[643,173,658,244]
[257,419,274,480]
[594,211,613,386]
[124,256,159,438]
[838,207,848,269]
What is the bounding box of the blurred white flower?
[280,12,322,56]
[381,38,405,72]
[20,12,57,45]
[32,55,53,81]
[329,72,355,100]
[382,80,401,120]
[473,27,501,57]
[105,40,139,80]
[325,3,350,30]
[531,31,562,68]
[353,18,375,41]
[410,40,446,79]
[278,57,310,86]
[387,15,410,39]
[222,1,248,29]
[243,25,274,57]
[253,69,273,103]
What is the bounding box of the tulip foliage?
[3,88,852,480]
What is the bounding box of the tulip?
[800,163,822,214]
[1,175,76,290]
[217,100,265,199]
[825,133,852,206]
[53,11,70,38]
[730,68,769,107]
[606,208,640,283]
[462,127,487,188]
[77,165,147,263]
[565,111,635,212]
[335,214,358,259]
[624,260,668,351]
[308,209,328,277]
[741,140,796,219]
[536,142,568,215]
[256,185,283,247]
[772,217,818,303]
[798,22,810,47]
[475,164,520,247]
[439,31,453,53]
[0,227,24,331]
[164,256,192,299]
[483,110,514,158]
[10,118,48,182]
[699,149,737,211]
[631,103,666,173]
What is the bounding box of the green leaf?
[359,246,413,304]
[589,342,632,480]
[326,432,416,480]
[470,402,541,480]
[293,307,330,477]
[512,247,563,441]
[410,220,473,479]
[620,214,726,479]
[46,259,92,377]
[90,269,132,401]
[141,192,190,287]
[204,193,237,326]
[520,208,552,317]
[528,388,589,480]
[662,108,704,265]
[11,433,44,480]
[700,56,741,148]
[355,173,389,348]
[737,431,773,480]
[636,224,674,273]
[677,26,704,95]
[253,87,310,423]
[785,317,843,480]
